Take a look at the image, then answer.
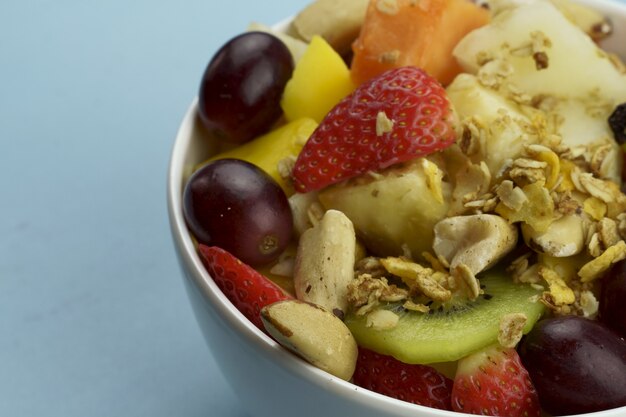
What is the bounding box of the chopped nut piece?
[366,309,399,330]
[459,118,484,156]
[579,240,626,282]
[307,202,325,227]
[277,155,297,182]
[376,111,394,136]
[522,214,584,257]
[269,251,296,277]
[507,252,532,279]
[579,290,599,318]
[496,180,528,211]
[588,232,603,258]
[495,182,555,233]
[515,263,542,285]
[289,192,323,236]
[450,160,492,216]
[477,58,514,89]
[355,256,387,279]
[498,313,528,348]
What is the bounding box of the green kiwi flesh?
[344,269,545,364]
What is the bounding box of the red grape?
[183,159,293,266]
[600,259,626,337]
[518,316,626,415]
[198,32,294,144]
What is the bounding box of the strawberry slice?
[452,345,541,417]
[353,348,453,410]
[198,245,291,330]
[292,66,458,193]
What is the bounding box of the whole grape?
[198,32,294,144]
[183,159,293,266]
[518,316,626,415]
[599,259,626,337]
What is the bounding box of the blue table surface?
[0,1,308,416]
[3,0,626,416]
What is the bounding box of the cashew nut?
[522,214,585,257]
[293,209,356,316]
[433,214,518,277]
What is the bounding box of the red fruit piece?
[353,348,453,410]
[292,66,458,193]
[198,245,291,330]
[452,345,541,417]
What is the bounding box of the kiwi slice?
[345,269,545,364]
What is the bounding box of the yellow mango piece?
[200,118,317,195]
[281,35,355,123]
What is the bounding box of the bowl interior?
[167,1,626,416]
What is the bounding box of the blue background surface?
[0,1,307,416]
[3,0,626,416]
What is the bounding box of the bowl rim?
[167,1,626,415]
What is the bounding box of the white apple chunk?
[446,73,536,175]
[453,0,626,104]
[449,0,624,182]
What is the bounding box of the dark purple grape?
[519,316,626,416]
[183,159,293,266]
[600,259,626,337]
[198,32,294,144]
[609,102,626,144]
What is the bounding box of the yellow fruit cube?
[201,118,317,195]
[281,35,355,123]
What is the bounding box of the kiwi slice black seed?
[345,269,545,364]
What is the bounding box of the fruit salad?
[181,0,626,415]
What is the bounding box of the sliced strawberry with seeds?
[292,66,458,193]
[353,348,453,410]
[452,344,541,417]
[198,245,291,330]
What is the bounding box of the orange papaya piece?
[351,0,490,86]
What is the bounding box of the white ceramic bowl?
[168,1,626,416]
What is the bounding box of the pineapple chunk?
[453,0,626,104]
[318,159,451,259]
[281,35,355,123]
[202,118,317,195]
